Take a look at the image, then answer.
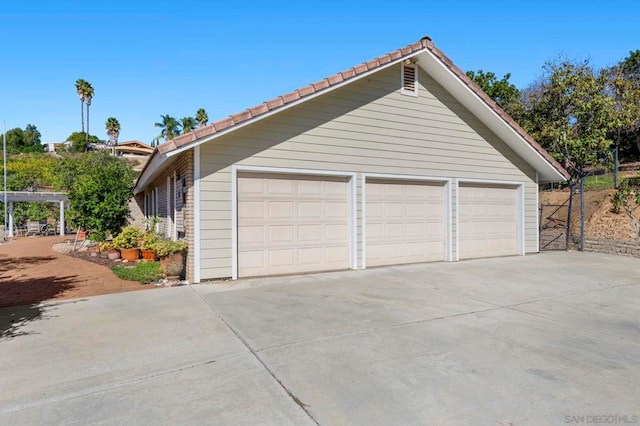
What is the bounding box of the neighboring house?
[133,36,569,283]
[44,141,73,152]
[115,140,154,157]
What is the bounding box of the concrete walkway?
[1,251,639,424]
[0,236,154,307]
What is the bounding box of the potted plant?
[113,226,142,261]
[140,231,158,261]
[155,238,188,278]
[100,242,121,260]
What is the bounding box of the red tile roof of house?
[150,37,569,181]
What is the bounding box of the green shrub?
[140,231,159,250]
[154,239,188,258]
[113,226,142,249]
[611,178,640,215]
[111,262,162,284]
[55,152,136,240]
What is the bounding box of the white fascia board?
[416,50,567,183]
[133,152,175,194]
[165,52,426,159]
[193,146,201,283]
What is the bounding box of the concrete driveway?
[1,252,639,425]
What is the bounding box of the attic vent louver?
[401,60,418,96]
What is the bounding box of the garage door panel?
[297,180,322,196]
[406,203,427,218]
[326,224,349,241]
[238,174,350,277]
[459,184,518,259]
[324,181,348,196]
[298,224,322,241]
[238,201,264,219]
[385,243,406,258]
[327,246,349,263]
[237,177,263,194]
[268,179,295,195]
[268,225,294,244]
[406,223,426,238]
[269,202,295,219]
[298,247,322,265]
[239,250,265,270]
[238,226,265,244]
[367,223,383,240]
[268,249,295,267]
[326,202,349,217]
[385,203,404,218]
[384,223,406,239]
[366,180,446,267]
[297,202,322,219]
[405,185,427,198]
[406,241,427,257]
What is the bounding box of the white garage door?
[458,184,518,259]
[366,179,446,267]
[237,173,350,277]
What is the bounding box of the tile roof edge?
[166,41,428,152]
[424,42,569,180]
[149,36,568,181]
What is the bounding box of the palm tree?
[75,79,89,133]
[196,108,208,127]
[154,115,180,141]
[180,117,197,134]
[105,117,121,155]
[84,81,94,148]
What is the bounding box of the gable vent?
[401,61,418,96]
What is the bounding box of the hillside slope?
[540,189,639,241]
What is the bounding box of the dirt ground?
[540,188,640,241]
[0,236,155,308]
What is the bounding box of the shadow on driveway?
[0,252,79,339]
[0,253,57,274]
[0,272,78,340]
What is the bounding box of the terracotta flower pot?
[141,249,157,262]
[107,249,121,260]
[120,248,140,262]
[160,252,184,279]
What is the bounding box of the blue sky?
[0,0,638,145]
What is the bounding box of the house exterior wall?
[140,151,195,281]
[128,193,146,230]
[198,64,537,280]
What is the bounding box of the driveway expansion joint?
[190,286,320,425]
[505,306,640,345]
[0,356,240,415]
[254,306,503,354]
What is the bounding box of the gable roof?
[135,37,568,193]
[119,140,152,149]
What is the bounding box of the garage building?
[133,36,568,282]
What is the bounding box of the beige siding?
[199,64,537,280]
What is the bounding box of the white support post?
[166,176,171,238]
[173,171,177,241]
[8,201,13,237]
[59,200,65,236]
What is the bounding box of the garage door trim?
[231,165,357,280]
[362,173,452,269]
[455,178,525,261]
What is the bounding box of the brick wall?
[128,193,146,229]
[583,238,640,258]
